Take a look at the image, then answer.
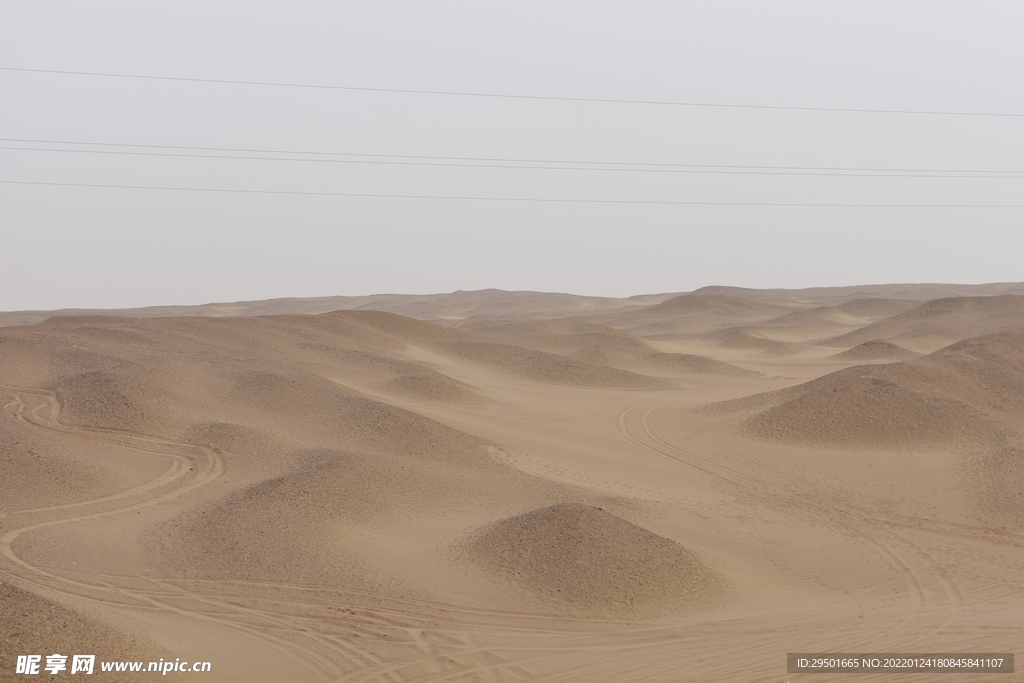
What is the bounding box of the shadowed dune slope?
[711,331,1024,450]
[821,295,1024,349]
[463,504,724,617]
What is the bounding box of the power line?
[2,139,1022,179]
[2,66,1021,119]
[6,137,1012,173]
[2,179,1021,207]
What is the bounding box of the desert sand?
[2,285,1024,682]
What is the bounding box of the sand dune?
[0,405,158,513]
[465,320,753,375]
[828,339,921,361]
[585,293,802,337]
[383,373,483,404]
[699,328,806,355]
[821,294,1024,349]
[434,340,665,388]
[4,286,1024,682]
[153,449,465,585]
[463,503,723,617]
[721,330,1024,450]
[833,297,918,318]
[757,306,857,328]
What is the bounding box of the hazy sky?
[2,1,1023,310]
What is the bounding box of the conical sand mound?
[464,503,724,617]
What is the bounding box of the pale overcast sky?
[1,1,1022,310]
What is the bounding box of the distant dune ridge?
[463,504,724,617]
[0,289,680,328]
